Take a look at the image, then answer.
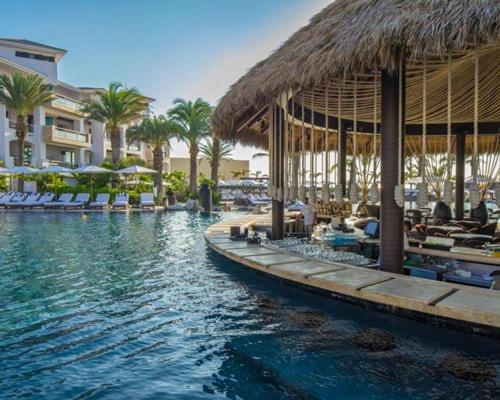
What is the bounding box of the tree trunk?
[16,115,27,191]
[110,128,121,170]
[189,142,198,194]
[153,146,163,205]
[211,136,220,190]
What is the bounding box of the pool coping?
[205,218,500,338]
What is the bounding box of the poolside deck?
[205,217,500,335]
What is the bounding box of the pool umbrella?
[75,165,113,199]
[40,165,75,196]
[115,165,157,174]
[116,165,158,193]
[5,166,39,191]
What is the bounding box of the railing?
[48,160,78,169]
[8,120,34,132]
[52,126,88,143]
[52,95,82,113]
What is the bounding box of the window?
[15,51,55,62]
[61,151,75,165]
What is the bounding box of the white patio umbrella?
[115,165,157,174]
[5,166,39,192]
[75,165,113,198]
[6,166,39,174]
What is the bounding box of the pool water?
[0,212,498,399]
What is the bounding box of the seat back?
[95,193,110,203]
[115,193,128,202]
[141,193,154,202]
[41,193,55,202]
[75,193,90,203]
[24,192,40,201]
[58,193,73,203]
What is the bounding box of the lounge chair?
[23,192,55,208]
[2,192,24,207]
[63,193,90,209]
[44,193,73,209]
[6,192,40,208]
[88,193,110,209]
[0,192,17,205]
[140,193,155,209]
[112,193,129,209]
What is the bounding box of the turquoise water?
[0,212,498,399]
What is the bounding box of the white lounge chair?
[0,192,15,205]
[23,192,55,208]
[140,193,155,209]
[112,193,129,209]
[2,192,24,207]
[45,193,73,208]
[88,193,110,209]
[63,193,90,209]
[7,192,40,208]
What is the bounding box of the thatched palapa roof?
[213,0,500,149]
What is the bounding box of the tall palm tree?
[199,136,233,188]
[167,98,211,193]
[81,82,145,170]
[127,116,177,203]
[0,72,53,167]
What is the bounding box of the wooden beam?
[380,67,405,274]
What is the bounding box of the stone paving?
[204,218,500,331]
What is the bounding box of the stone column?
[90,120,106,165]
[33,106,46,167]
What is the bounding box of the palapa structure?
[213,0,500,273]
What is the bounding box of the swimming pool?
[0,212,498,399]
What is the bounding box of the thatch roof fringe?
[213,0,500,139]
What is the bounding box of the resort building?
[0,38,155,168]
[169,157,249,180]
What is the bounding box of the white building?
[0,38,155,168]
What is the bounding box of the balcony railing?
[43,125,90,147]
[8,120,34,132]
[51,95,82,113]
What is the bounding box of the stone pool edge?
[204,227,500,339]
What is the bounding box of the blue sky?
[2,0,330,172]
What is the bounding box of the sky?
[1,0,331,173]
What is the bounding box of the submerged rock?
[256,297,280,309]
[440,354,497,382]
[290,310,329,329]
[351,328,396,352]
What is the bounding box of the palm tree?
[127,116,177,203]
[167,98,211,193]
[0,72,53,168]
[81,82,145,170]
[199,136,233,188]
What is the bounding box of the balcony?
[8,120,34,132]
[43,125,91,148]
[51,95,82,115]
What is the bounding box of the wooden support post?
[272,104,285,239]
[455,130,466,220]
[339,124,347,197]
[380,68,405,274]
